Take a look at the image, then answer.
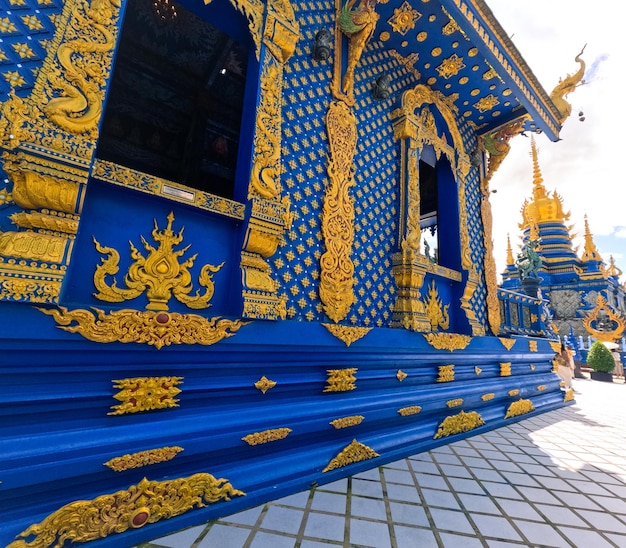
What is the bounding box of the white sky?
[486,0,626,280]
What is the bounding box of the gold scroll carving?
[583,295,626,342]
[446,398,463,408]
[7,474,245,548]
[320,101,358,322]
[242,428,292,445]
[434,410,485,439]
[500,362,511,376]
[437,365,455,383]
[323,323,372,346]
[330,415,364,429]
[108,377,183,415]
[504,399,534,419]
[397,405,421,416]
[423,333,471,351]
[104,447,183,472]
[324,368,358,392]
[322,439,379,472]
[425,280,450,331]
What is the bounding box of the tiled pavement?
[141,377,626,548]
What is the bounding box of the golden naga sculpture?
[94,212,223,311]
[338,0,380,94]
[550,46,586,124]
[481,118,526,183]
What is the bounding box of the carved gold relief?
[549,341,561,353]
[423,333,471,351]
[0,230,70,263]
[504,399,535,419]
[583,295,626,342]
[500,362,511,376]
[388,1,420,35]
[434,410,485,439]
[425,280,450,331]
[323,439,379,472]
[254,376,277,394]
[396,370,408,381]
[0,270,61,303]
[320,101,357,322]
[7,474,244,548]
[242,428,292,445]
[108,377,183,415]
[104,447,183,472]
[446,398,463,408]
[391,251,431,332]
[437,365,454,383]
[263,0,300,63]
[479,178,501,335]
[10,211,79,234]
[499,338,516,351]
[398,405,421,416]
[324,368,358,392]
[528,340,538,352]
[481,393,495,401]
[39,306,247,349]
[93,212,222,311]
[550,47,586,123]
[323,323,372,346]
[330,415,364,429]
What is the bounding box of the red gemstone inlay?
[155,313,169,324]
[132,511,149,527]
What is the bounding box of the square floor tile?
[394,525,439,548]
[420,488,461,510]
[513,519,570,547]
[583,510,626,533]
[516,485,561,504]
[439,464,474,479]
[320,478,348,493]
[303,511,345,542]
[389,502,429,527]
[349,517,392,548]
[197,524,250,548]
[258,506,304,535]
[470,514,523,542]
[219,506,264,526]
[310,491,346,514]
[447,477,485,495]
[429,507,474,534]
[413,472,448,490]
[494,498,542,521]
[438,532,484,548]
[457,493,501,515]
[409,460,440,475]
[386,482,420,503]
[351,478,385,499]
[556,526,614,548]
[249,531,296,548]
[351,495,387,520]
[153,525,206,548]
[533,504,587,527]
[383,468,414,485]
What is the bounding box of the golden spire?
[604,255,623,278]
[506,234,514,266]
[580,214,603,262]
[520,136,570,229]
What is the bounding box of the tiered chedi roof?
[501,137,607,289]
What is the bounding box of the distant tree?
[586,341,615,373]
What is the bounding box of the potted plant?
[586,341,615,382]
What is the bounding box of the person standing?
[555,343,575,389]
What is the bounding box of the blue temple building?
[0,0,582,546]
[500,138,626,345]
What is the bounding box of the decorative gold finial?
[604,256,623,278]
[580,214,602,262]
[506,234,514,266]
[550,46,586,123]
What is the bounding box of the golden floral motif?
[104,447,183,472]
[499,338,516,351]
[0,274,61,303]
[446,398,463,408]
[437,365,455,383]
[397,405,421,416]
[330,415,364,429]
[473,94,500,113]
[481,393,495,401]
[505,399,535,419]
[396,369,408,381]
[537,385,546,391]
[108,377,183,415]
[434,411,485,439]
[254,376,277,394]
[508,389,520,397]
[423,333,471,351]
[323,323,372,346]
[38,306,248,350]
[242,428,292,445]
[323,439,379,472]
[7,474,244,548]
[500,362,511,376]
[388,1,421,35]
[529,340,538,352]
[474,366,482,375]
[320,101,357,322]
[388,50,421,80]
[93,212,223,311]
[436,53,465,79]
[324,368,358,392]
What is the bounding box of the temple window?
[95,0,252,201]
[419,149,438,263]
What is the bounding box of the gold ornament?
[330,415,364,429]
[93,212,223,311]
[474,366,482,375]
[436,53,465,79]
[104,447,183,472]
[508,389,520,397]
[537,385,546,391]
[446,398,463,408]
[242,428,292,445]
[564,389,574,402]
[434,411,485,439]
[397,405,421,416]
[396,370,408,381]
[320,101,357,322]
[323,323,372,346]
[323,439,379,472]
[39,307,247,350]
[549,47,586,123]
[481,393,495,401]
[504,399,535,419]
[583,295,625,342]
[500,362,511,376]
[499,338,516,351]
[324,368,358,392]
[388,1,420,35]
[528,340,538,352]
[437,365,455,383]
[425,280,450,331]
[108,377,183,415]
[7,474,244,548]
[423,333,471,351]
[254,376,277,394]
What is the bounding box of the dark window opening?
[419,158,438,263]
[96,0,249,199]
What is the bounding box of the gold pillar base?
[391,251,431,332]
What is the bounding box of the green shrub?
[587,341,615,373]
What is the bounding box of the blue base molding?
[0,305,571,548]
